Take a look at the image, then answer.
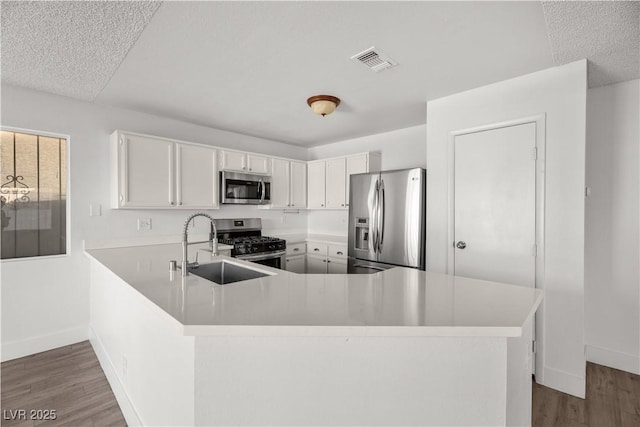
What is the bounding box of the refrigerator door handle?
[372,179,379,253]
[378,179,385,250]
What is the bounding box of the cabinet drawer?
[328,244,347,259]
[286,243,306,255]
[307,242,328,256]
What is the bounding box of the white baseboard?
[539,366,586,398]
[585,344,640,375]
[88,327,142,427]
[1,326,89,362]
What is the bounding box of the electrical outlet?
[137,218,152,230]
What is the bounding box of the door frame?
[446,114,546,381]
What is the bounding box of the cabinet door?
[270,158,290,208]
[290,161,307,208]
[307,161,326,208]
[285,255,306,273]
[120,134,174,208]
[325,157,346,208]
[220,150,246,172]
[176,144,218,209]
[247,154,270,174]
[306,254,328,274]
[346,154,368,208]
[327,258,347,274]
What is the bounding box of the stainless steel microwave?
[220,171,271,205]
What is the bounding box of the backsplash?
[307,209,348,236]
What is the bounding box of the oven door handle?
[235,251,285,261]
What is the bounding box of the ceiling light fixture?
[306,95,341,117]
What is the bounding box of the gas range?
[218,235,286,256]
[215,218,286,269]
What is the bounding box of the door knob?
[456,241,467,249]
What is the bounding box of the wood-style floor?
[533,362,640,427]
[1,341,126,427]
[2,342,639,427]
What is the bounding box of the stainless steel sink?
[188,260,270,285]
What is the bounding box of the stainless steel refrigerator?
[347,168,426,273]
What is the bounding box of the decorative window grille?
[0,130,67,259]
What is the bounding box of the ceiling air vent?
[351,47,397,72]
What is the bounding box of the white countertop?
[86,243,542,338]
[270,232,347,245]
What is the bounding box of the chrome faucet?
[181,213,218,276]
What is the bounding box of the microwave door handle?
[259,179,265,204]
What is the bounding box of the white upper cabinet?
[111,130,380,213]
[270,158,290,208]
[270,158,307,208]
[325,158,346,208]
[220,150,270,174]
[290,161,307,208]
[346,154,370,207]
[111,131,218,209]
[113,132,175,208]
[307,160,326,208]
[176,144,218,209]
[246,154,270,174]
[306,152,381,210]
[219,150,246,172]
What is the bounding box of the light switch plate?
[89,203,102,217]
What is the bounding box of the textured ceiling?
[1,1,161,101]
[542,1,640,87]
[1,1,638,146]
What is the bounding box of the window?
[0,130,67,259]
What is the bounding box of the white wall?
[307,124,426,169]
[426,60,588,397]
[307,125,426,235]
[584,79,640,374]
[0,85,308,361]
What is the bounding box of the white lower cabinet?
[306,254,328,274]
[305,242,347,274]
[285,255,306,273]
[285,243,307,273]
[327,258,347,274]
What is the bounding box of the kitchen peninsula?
[86,243,542,427]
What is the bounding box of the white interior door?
[453,123,536,288]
